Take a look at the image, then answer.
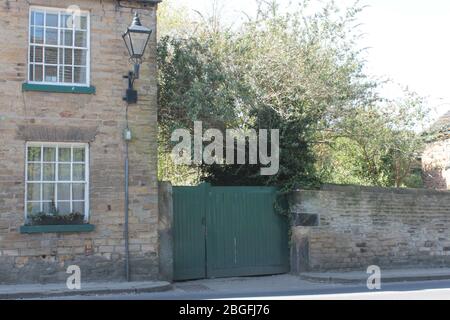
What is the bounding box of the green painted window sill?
[20,224,95,234]
[22,83,96,94]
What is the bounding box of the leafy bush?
[158,1,374,190]
[157,0,429,190]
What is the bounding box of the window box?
[20,224,95,234]
[22,83,96,94]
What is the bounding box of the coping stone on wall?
[319,184,450,196]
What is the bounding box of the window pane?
[27,164,41,181]
[42,183,55,201]
[43,164,55,181]
[45,13,58,27]
[58,67,63,83]
[74,67,86,84]
[73,202,85,215]
[73,164,85,181]
[62,29,73,46]
[43,147,56,161]
[73,148,85,162]
[44,65,57,82]
[60,14,71,28]
[64,48,73,65]
[58,148,71,162]
[79,16,87,30]
[44,47,57,64]
[63,66,73,83]
[57,183,70,201]
[58,164,71,181]
[58,48,64,64]
[74,49,86,65]
[75,31,87,47]
[27,183,41,201]
[29,64,34,81]
[42,202,56,214]
[27,202,41,215]
[57,202,71,215]
[29,45,34,62]
[34,65,43,82]
[33,27,44,44]
[35,46,43,63]
[33,12,44,26]
[72,184,85,201]
[28,147,41,161]
[45,28,58,45]
[29,27,34,43]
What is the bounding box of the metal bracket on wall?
[295,213,319,227]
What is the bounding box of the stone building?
[422,111,450,189]
[0,0,160,284]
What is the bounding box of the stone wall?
[0,0,159,284]
[158,182,173,282]
[422,139,450,190]
[290,185,450,273]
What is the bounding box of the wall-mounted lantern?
[122,12,152,104]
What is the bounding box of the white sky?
[174,0,450,119]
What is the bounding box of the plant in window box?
[27,201,85,226]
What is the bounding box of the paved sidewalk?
[4,268,450,299]
[37,273,450,300]
[300,267,450,284]
[0,281,172,299]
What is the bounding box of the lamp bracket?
[123,64,140,104]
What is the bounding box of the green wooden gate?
[173,183,289,281]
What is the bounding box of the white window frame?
[24,142,90,222]
[28,6,91,87]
